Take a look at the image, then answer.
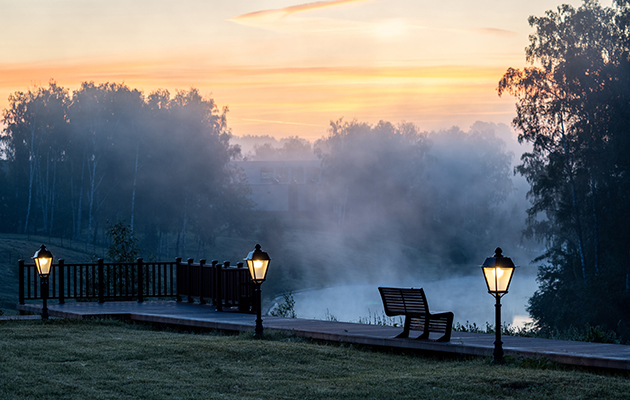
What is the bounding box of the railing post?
[51,260,56,299]
[187,258,194,303]
[58,259,65,304]
[236,262,247,312]
[199,259,207,304]
[215,261,225,312]
[18,260,25,306]
[137,258,144,303]
[211,260,218,305]
[98,259,105,303]
[175,257,183,302]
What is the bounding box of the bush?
[269,292,296,318]
[106,220,139,263]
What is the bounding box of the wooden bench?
[378,287,454,342]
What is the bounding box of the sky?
[0,0,608,140]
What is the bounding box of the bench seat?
[378,287,454,342]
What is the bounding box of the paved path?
[15,301,630,371]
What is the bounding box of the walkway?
[16,301,630,371]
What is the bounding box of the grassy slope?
[0,319,628,400]
[0,234,107,311]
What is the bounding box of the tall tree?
[316,119,429,237]
[140,88,248,254]
[315,119,515,266]
[423,123,515,263]
[68,82,145,245]
[498,0,630,337]
[1,81,251,258]
[1,81,69,234]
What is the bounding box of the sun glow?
[372,19,408,39]
[0,0,570,139]
[0,56,514,140]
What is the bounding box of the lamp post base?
[254,321,264,338]
[41,277,49,321]
[493,295,504,364]
[254,284,264,338]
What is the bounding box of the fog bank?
[290,272,537,329]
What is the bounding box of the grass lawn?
[0,319,628,400]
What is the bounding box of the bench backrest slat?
[378,287,430,316]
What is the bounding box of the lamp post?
[33,244,54,320]
[481,247,515,364]
[244,244,270,338]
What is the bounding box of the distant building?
[234,160,322,213]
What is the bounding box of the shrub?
[269,292,296,318]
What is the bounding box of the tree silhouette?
[498,0,630,338]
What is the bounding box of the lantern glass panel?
[483,266,514,294]
[247,259,269,283]
[35,257,52,277]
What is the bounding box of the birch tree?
[1,81,69,235]
[498,0,630,336]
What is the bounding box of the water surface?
[290,274,537,329]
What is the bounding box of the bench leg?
[436,334,450,342]
[417,315,431,340]
[396,316,411,338]
[416,331,430,340]
[435,313,454,342]
[414,314,453,342]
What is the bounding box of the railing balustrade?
[18,258,255,312]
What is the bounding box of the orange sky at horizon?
[0,0,604,140]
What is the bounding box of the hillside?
[0,234,106,311]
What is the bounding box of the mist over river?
[289,273,537,329]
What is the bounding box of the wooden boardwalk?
[16,300,630,371]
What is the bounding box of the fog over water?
[250,122,542,328]
[290,272,537,329]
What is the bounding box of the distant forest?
[0,83,251,258]
[0,80,525,267]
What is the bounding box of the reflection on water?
[290,274,537,329]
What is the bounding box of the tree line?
[313,119,521,265]
[499,0,630,340]
[238,119,525,296]
[0,79,524,286]
[0,82,252,257]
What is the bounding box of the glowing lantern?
[33,244,54,278]
[245,244,270,284]
[481,247,515,296]
[244,244,271,338]
[480,247,516,364]
[32,244,54,320]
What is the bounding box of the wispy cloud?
[231,0,370,22]
[229,1,517,40]
[463,27,518,37]
[229,0,371,32]
[237,117,322,127]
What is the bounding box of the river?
[289,273,538,329]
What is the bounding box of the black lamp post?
[481,247,515,364]
[244,244,270,338]
[33,244,54,320]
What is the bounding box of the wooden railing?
[175,259,255,312]
[18,258,256,312]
